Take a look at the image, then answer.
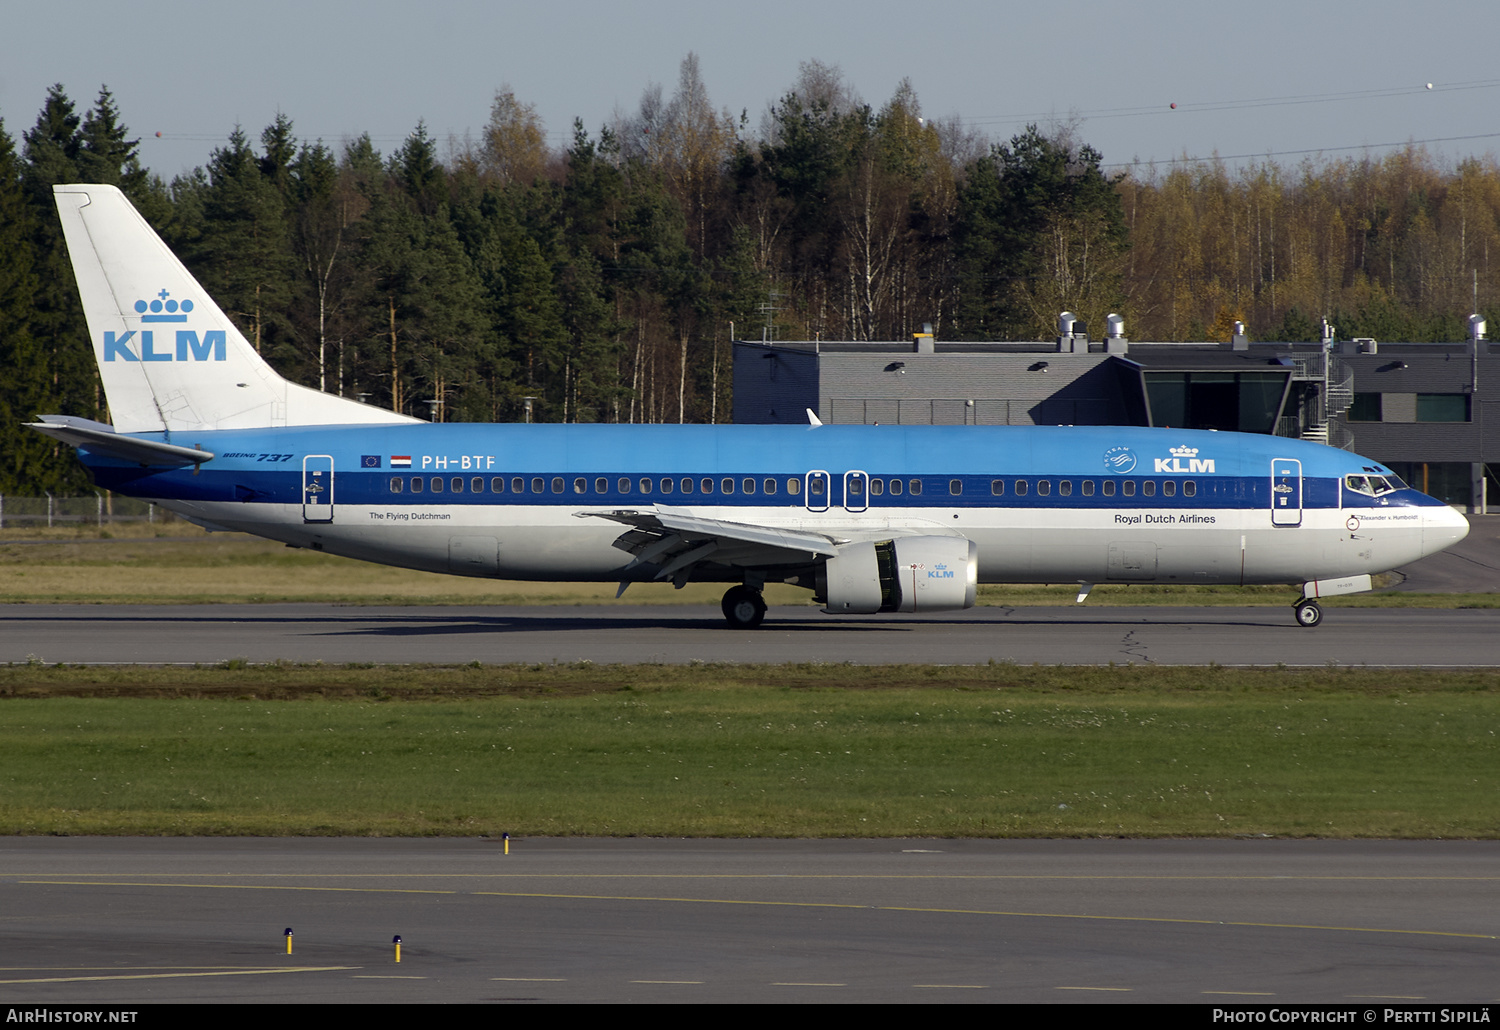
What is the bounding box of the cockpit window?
[1346,474,1398,497]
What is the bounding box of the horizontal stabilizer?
[26,416,213,466]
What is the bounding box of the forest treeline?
[4,57,1500,493]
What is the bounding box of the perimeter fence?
[0,494,178,529]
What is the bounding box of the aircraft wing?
[26,416,215,466]
[576,506,845,581]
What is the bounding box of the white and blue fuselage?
[81,421,1464,589]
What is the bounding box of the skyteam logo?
[1103,446,1137,474]
[104,289,224,362]
[1154,445,1216,474]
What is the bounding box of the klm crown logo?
[135,289,195,323]
[1169,445,1199,458]
[104,290,224,363]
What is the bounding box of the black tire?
[721,586,767,629]
[1294,599,1322,628]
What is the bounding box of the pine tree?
[190,127,296,357]
[0,118,58,492]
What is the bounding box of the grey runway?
[3,602,1499,666]
[0,837,1496,1004]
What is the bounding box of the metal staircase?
[1287,349,1355,450]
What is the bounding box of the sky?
[3,0,1498,180]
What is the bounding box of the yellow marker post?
[284,928,293,955]
[392,934,402,963]
[503,832,510,856]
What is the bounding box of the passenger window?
[680,478,694,494]
[1059,480,1072,496]
[788,478,801,496]
[1122,480,1136,497]
[531,477,544,494]
[1183,480,1197,497]
[1037,480,1050,496]
[509,477,522,493]
[412,477,424,493]
[659,478,672,494]
[1142,480,1155,497]
[551,477,564,494]
[949,479,963,495]
[431,477,443,493]
[1162,480,1175,497]
[847,478,863,497]
[491,477,505,493]
[742,478,755,495]
[763,478,777,495]
[639,478,654,493]
[390,477,404,493]
[1082,480,1095,496]
[595,477,608,493]
[573,478,587,494]
[1102,480,1116,497]
[889,479,903,496]
[720,478,734,494]
[451,477,463,493]
[619,478,632,493]
[1015,480,1028,496]
[810,478,825,497]
[909,480,922,496]
[870,479,884,496]
[991,479,1005,496]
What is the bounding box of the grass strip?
[2,662,1496,838]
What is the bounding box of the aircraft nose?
[1422,503,1470,557]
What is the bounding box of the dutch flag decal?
[391,455,412,468]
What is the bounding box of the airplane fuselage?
[81,422,1467,590]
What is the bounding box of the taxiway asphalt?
[1,837,1496,1005]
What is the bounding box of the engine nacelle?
[820,536,979,614]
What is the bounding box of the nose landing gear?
[1293,598,1323,627]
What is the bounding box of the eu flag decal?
[361,455,382,469]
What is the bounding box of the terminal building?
[732,314,1498,513]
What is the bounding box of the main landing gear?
[721,585,767,629]
[1293,598,1323,628]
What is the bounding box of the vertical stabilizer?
[53,184,416,433]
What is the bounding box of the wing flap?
[576,506,842,576]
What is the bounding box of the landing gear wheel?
[721,585,767,629]
[1293,599,1322,628]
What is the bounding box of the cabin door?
[302,454,335,523]
[1270,458,1302,527]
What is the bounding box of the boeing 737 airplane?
[29,184,1471,628]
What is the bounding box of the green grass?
[2,663,1496,838]
[3,528,1495,607]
